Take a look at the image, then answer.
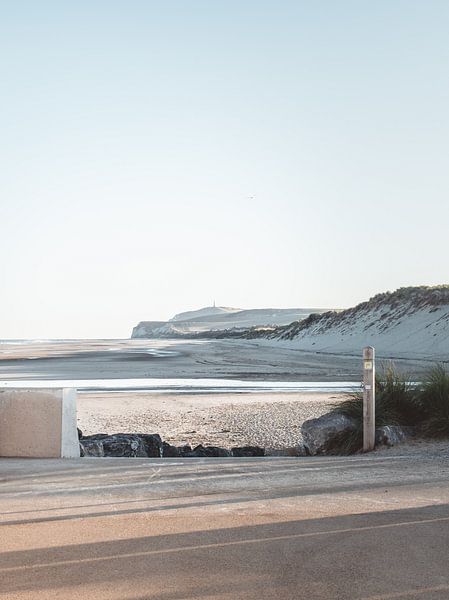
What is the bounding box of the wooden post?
[363,346,375,452]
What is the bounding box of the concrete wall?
[0,388,80,458]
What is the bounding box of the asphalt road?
[1,452,449,599]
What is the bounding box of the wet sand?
[0,338,433,381]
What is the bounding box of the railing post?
[363,346,376,452]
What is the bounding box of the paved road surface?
[1,453,449,599]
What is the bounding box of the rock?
[301,412,357,455]
[79,434,272,459]
[80,433,162,458]
[375,425,416,448]
[177,445,193,456]
[296,443,310,456]
[101,436,147,458]
[180,444,207,457]
[182,444,232,457]
[79,439,104,457]
[231,446,265,457]
[162,442,181,457]
[137,434,163,457]
[203,446,232,457]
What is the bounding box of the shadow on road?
[1,503,449,599]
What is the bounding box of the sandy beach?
[2,337,447,455]
[77,391,339,451]
[1,337,442,453]
[76,389,449,457]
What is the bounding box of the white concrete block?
[0,388,80,458]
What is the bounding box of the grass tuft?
[319,363,449,455]
[416,364,449,438]
[323,427,363,455]
[328,363,419,454]
[332,363,419,425]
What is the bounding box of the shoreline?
[0,338,439,383]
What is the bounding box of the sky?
[1,1,448,339]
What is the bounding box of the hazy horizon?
[1,1,448,338]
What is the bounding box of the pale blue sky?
[1,1,448,338]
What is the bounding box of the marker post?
[363,346,376,452]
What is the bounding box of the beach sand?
[3,338,445,455]
[77,391,339,451]
[77,390,449,457]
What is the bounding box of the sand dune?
[261,286,449,360]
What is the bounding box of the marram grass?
[327,364,420,455]
[327,363,449,454]
[416,364,449,438]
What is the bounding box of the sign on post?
[363,346,375,451]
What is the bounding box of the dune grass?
[327,363,449,454]
[327,364,422,455]
[333,363,420,424]
[416,364,449,438]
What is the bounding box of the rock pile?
[300,413,416,455]
[78,430,265,458]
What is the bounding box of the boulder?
[80,433,162,458]
[180,444,208,457]
[231,446,265,457]
[79,439,104,457]
[137,434,163,457]
[101,435,147,457]
[375,426,416,448]
[162,442,181,457]
[301,412,357,455]
[79,434,270,459]
[182,444,232,457]
[203,446,232,457]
